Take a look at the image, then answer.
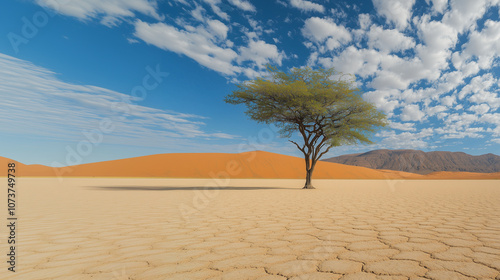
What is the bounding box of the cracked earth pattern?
[2,178,500,280]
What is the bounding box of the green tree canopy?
[225,66,387,188]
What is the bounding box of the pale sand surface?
[1,178,500,279]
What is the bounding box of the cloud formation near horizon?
[0,53,236,148]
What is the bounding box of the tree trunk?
[303,168,315,189]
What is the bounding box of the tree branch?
[298,124,314,156]
[312,136,327,163]
[289,140,305,154]
[317,144,333,161]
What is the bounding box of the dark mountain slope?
[324,149,500,174]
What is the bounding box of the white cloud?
[481,114,500,137]
[441,95,456,107]
[370,70,409,90]
[426,0,448,14]
[329,47,432,93]
[302,17,352,51]
[462,20,500,69]
[426,105,447,116]
[458,73,497,100]
[436,113,485,139]
[319,46,382,78]
[382,55,433,85]
[0,53,235,147]
[434,70,466,95]
[389,121,416,131]
[401,104,426,121]
[228,0,256,12]
[415,16,458,76]
[470,91,500,110]
[442,0,493,34]
[451,52,480,77]
[376,128,434,149]
[339,15,461,97]
[440,128,485,139]
[172,0,189,5]
[363,89,400,115]
[481,113,500,123]
[207,19,229,39]
[289,0,325,13]
[130,9,285,79]
[359,14,372,30]
[367,25,416,53]
[133,20,240,75]
[127,38,139,44]
[237,39,284,68]
[35,0,162,26]
[469,104,491,115]
[400,88,427,104]
[330,8,348,19]
[190,4,206,22]
[372,0,416,29]
[202,0,229,20]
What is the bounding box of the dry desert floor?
[1,178,500,280]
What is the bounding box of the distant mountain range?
[323,149,500,174]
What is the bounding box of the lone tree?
[225,67,387,189]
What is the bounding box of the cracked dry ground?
[2,178,500,280]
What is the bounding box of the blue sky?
[1,0,500,166]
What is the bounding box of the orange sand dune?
[0,156,19,166]
[0,156,54,177]
[0,156,24,174]
[1,151,499,179]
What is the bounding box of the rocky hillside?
[323,149,500,174]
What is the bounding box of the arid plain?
[1,177,500,280]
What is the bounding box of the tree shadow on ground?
[86,186,297,191]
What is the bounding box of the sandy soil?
[1,178,500,279]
